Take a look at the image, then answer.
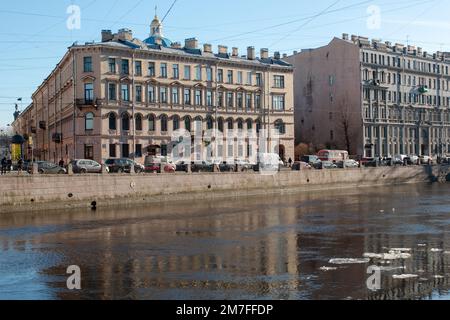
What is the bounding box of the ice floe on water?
[377,266,406,271]
[328,258,370,265]
[390,248,412,252]
[363,251,411,260]
[417,244,427,247]
[319,266,338,271]
[434,275,445,279]
[445,251,450,255]
[392,274,418,279]
[430,248,444,252]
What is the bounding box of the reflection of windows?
[108,83,116,101]
[121,59,129,74]
[160,63,167,78]
[109,58,116,73]
[148,86,156,103]
[84,57,92,72]
[184,89,191,105]
[275,120,286,134]
[206,91,213,106]
[135,85,142,103]
[121,84,129,101]
[272,95,285,111]
[172,87,179,104]
[148,62,155,76]
[195,90,202,105]
[274,75,285,88]
[160,87,168,103]
[84,83,94,102]
[85,112,94,131]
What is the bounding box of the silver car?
[71,159,103,174]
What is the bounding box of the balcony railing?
[75,98,105,108]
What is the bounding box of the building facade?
[12,16,294,165]
[286,34,450,158]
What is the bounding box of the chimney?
[282,53,288,59]
[171,42,182,49]
[385,41,392,48]
[101,30,113,42]
[247,46,256,60]
[274,51,281,60]
[342,33,349,41]
[203,43,212,53]
[351,35,358,42]
[260,48,269,59]
[117,28,133,41]
[184,38,198,49]
[232,47,239,57]
[218,45,228,55]
[417,47,422,55]
[293,50,298,55]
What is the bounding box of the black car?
[219,162,235,172]
[105,158,144,173]
[191,161,214,173]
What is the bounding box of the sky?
[1,0,450,128]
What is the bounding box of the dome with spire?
[144,14,172,47]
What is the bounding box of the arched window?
[184,117,191,132]
[246,119,253,130]
[275,120,286,134]
[227,118,234,130]
[218,118,224,132]
[85,112,94,131]
[148,114,155,131]
[122,113,130,131]
[161,115,168,132]
[237,119,244,130]
[135,114,142,131]
[206,116,214,130]
[173,115,180,131]
[108,113,116,130]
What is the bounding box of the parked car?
[408,155,419,164]
[175,161,190,172]
[321,161,338,169]
[393,154,408,165]
[192,161,214,173]
[71,159,103,174]
[105,158,144,173]
[235,159,254,172]
[34,161,66,174]
[337,159,359,168]
[144,155,175,173]
[361,157,377,167]
[420,155,433,165]
[219,161,235,172]
[292,161,312,171]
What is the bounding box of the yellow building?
[13,15,294,164]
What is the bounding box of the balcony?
[75,98,104,109]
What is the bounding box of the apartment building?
[12,15,294,164]
[286,34,450,158]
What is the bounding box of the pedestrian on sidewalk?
[59,158,65,168]
[17,158,23,175]
[288,157,293,168]
[1,157,6,175]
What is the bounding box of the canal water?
[0,183,449,300]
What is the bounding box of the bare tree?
[337,94,354,154]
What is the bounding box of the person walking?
[1,157,6,175]
[288,157,293,168]
[17,158,23,175]
[59,158,65,168]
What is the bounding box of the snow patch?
[329,258,370,265]
[392,274,418,279]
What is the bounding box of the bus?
[317,150,349,163]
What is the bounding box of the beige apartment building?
[12,16,294,164]
[286,34,450,158]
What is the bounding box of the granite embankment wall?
[0,166,441,214]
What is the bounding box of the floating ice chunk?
[364,252,411,260]
[430,248,443,252]
[319,266,338,271]
[417,244,427,247]
[378,266,406,271]
[390,248,412,253]
[329,258,370,265]
[363,253,384,259]
[392,274,418,279]
[434,275,445,279]
[444,251,450,255]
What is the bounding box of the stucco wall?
[0,166,439,214]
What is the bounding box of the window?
[84,57,92,72]
[108,58,116,73]
[246,93,252,110]
[206,67,213,82]
[237,71,243,84]
[148,85,156,103]
[227,92,233,108]
[173,116,180,131]
[148,115,155,131]
[227,119,234,130]
[237,119,243,130]
[237,92,243,109]
[206,117,214,130]
[121,59,129,74]
[160,63,167,78]
[184,88,191,105]
[160,87,168,103]
[161,144,168,156]
[195,65,202,80]
[255,94,261,110]
[121,84,129,101]
[218,69,223,83]
[195,89,202,105]
[135,85,142,103]
[227,70,233,84]
[206,91,213,106]
[256,73,262,86]
[148,62,155,76]
[274,75,285,88]
[135,144,142,158]
[172,87,179,104]
[161,115,168,132]
[256,120,261,133]
[108,83,116,101]
[218,118,224,132]
[173,64,179,79]
[246,72,252,85]
[84,145,94,160]
[246,119,252,130]
[122,113,130,131]
[135,61,142,76]
[122,144,130,158]
[275,120,286,134]
[84,83,94,102]
[184,66,191,80]
[135,114,142,131]
[109,144,116,158]
[85,112,94,131]
[109,113,116,130]
[273,95,285,111]
[218,91,224,107]
[185,117,191,132]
